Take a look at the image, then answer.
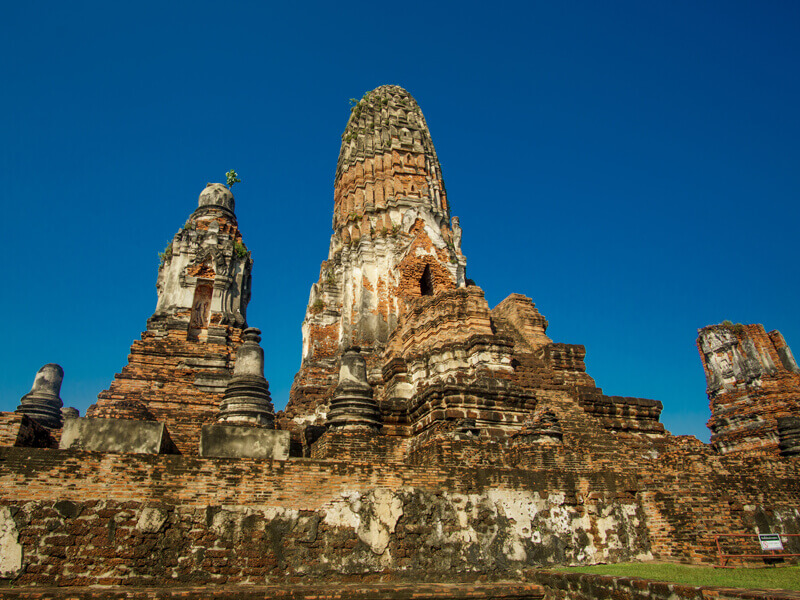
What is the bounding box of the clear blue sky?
[2,1,799,442]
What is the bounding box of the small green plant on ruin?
[325,271,336,285]
[391,224,400,236]
[380,227,388,237]
[349,91,378,119]
[183,220,195,231]
[226,169,241,189]
[158,243,173,266]
[721,320,747,335]
[350,100,363,120]
[311,298,325,314]
[233,241,248,259]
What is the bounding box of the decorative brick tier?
[87,323,242,454]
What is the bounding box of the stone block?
[59,418,175,454]
[199,423,290,459]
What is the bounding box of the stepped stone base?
[0,582,547,599]
[199,423,290,459]
[59,418,175,455]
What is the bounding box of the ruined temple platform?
[0,581,546,599]
[5,85,800,595]
[2,575,800,600]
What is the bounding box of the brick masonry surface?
[532,571,800,600]
[0,445,798,587]
[1,574,799,599]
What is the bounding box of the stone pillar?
[327,348,381,431]
[217,328,274,427]
[200,327,290,459]
[16,364,64,429]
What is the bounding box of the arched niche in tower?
[188,280,214,340]
[420,264,434,297]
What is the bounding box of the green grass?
[559,562,800,591]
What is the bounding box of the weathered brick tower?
[283,85,666,450]
[284,85,466,431]
[698,323,800,456]
[86,183,251,453]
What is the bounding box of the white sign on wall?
[758,533,784,552]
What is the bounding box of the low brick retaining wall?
[532,571,800,600]
[2,574,799,600]
[0,581,546,599]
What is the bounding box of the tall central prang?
[282,85,669,451]
[284,85,466,431]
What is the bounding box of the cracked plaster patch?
[0,507,22,578]
[357,488,403,555]
[323,489,403,555]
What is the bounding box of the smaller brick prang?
[698,322,800,456]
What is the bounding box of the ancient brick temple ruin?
[85,182,255,454]
[697,323,800,457]
[1,85,798,592]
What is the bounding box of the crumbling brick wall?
[0,442,798,587]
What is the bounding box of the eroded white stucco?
[0,507,22,578]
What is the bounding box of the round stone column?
[217,328,275,427]
[16,364,64,429]
[327,348,381,431]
